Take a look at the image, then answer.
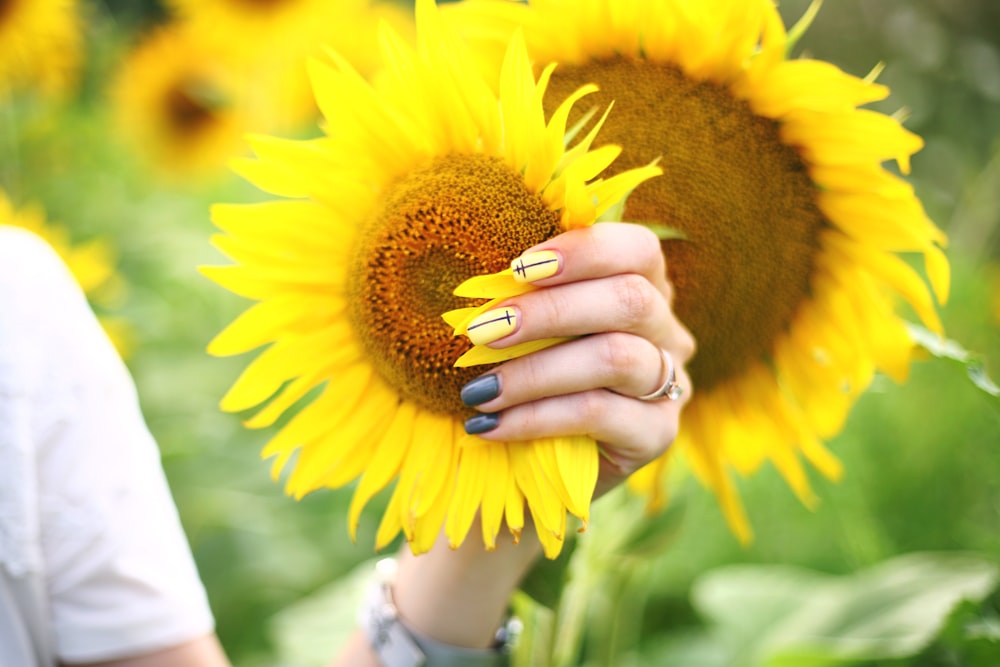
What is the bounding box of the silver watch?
[361,558,519,667]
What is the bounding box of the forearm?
[331,520,542,666]
[394,521,542,648]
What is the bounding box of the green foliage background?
[2,0,999,665]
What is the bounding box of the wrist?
[362,557,521,667]
[393,519,542,649]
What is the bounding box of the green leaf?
[691,552,999,667]
[968,360,1000,397]
[913,595,1000,666]
[597,197,627,225]
[639,222,688,242]
[907,323,1000,398]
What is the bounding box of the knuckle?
[541,286,574,329]
[597,333,642,384]
[512,400,544,436]
[614,274,657,329]
[677,328,697,362]
[662,275,676,303]
[575,390,609,427]
[634,226,667,273]
[654,418,680,456]
[514,351,546,396]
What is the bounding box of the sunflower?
[165,0,415,129]
[111,25,254,180]
[0,190,131,355]
[0,0,81,98]
[445,0,950,542]
[203,0,660,557]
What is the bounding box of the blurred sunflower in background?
[0,0,82,98]
[204,0,659,558]
[165,0,415,129]
[0,190,131,355]
[111,25,254,181]
[447,0,950,541]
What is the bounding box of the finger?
[466,273,673,350]
[464,333,686,412]
[466,384,688,479]
[511,222,672,299]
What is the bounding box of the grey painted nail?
[461,374,500,407]
[464,412,500,435]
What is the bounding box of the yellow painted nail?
[511,250,560,283]
[466,307,518,346]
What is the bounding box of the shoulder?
[0,226,105,396]
[0,226,86,313]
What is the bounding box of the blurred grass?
[1,0,999,665]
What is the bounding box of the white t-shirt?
[0,227,215,665]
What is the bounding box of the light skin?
[334,222,695,665]
[67,222,694,667]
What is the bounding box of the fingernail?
[466,307,518,346]
[511,250,560,283]
[461,374,500,407]
[464,412,500,435]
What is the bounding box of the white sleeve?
[0,227,216,663]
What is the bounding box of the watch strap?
[361,558,513,667]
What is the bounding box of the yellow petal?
[781,109,923,174]
[453,268,529,298]
[208,295,346,357]
[348,402,418,541]
[480,442,510,550]
[743,60,888,117]
[220,328,348,413]
[376,485,405,552]
[454,337,572,367]
[446,441,491,548]
[504,475,525,542]
[442,307,481,331]
[509,444,564,539]
[554,435,599,523]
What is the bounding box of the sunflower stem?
[511,591,555,667]
[549,571,590,667]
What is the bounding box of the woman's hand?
[332,222,695,666]
[460,221,696,497]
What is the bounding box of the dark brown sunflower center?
[546,57,825,392]
[0,0,15,24]
[233,0,288,10]
[166,82,218,135]
[349,153,562,418]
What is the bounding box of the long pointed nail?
[466,307,518,346]
[464,412,500,435]
[511,250,560,283]
[461,374,500,407]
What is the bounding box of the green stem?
[550,577,589,667]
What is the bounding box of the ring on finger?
[637,347,684,402]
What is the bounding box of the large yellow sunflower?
[0,0,81,98]
[203,0,660,557]
[0,190,131,355]
[110,25,254,180]
[446,0,950,541]
[165,0,414,129]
